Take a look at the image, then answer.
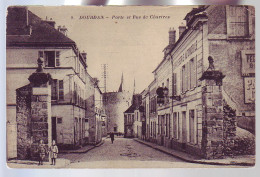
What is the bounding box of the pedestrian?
[49,140,59,165]
[38,139,47,166]
[110,132,114,144]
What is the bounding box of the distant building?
[124,94,142,138]
[103,74,132,134]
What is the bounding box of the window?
[172,73,177,96]
[177,112,181,140]
[227,6,249,37]
[51,79,64,101]
[158,115,161,135]
[57,117,62,124]
[181,65,186,93]
[189,57,197,89]
[173,112,178,139]
[38,51,60,67]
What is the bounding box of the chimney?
[168,27,176,45]
[57,25,68,36]
[44,17,56,28]
[178,23,186,38]
[81,51,87,63]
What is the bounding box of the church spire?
[133,78,136,95]
[118,73,123,92]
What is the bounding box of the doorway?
[182,111,187,143]
[51,117,57,142]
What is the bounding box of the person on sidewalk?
[38,139,47,166]
[110,132,114,144]
[49,140,59,165]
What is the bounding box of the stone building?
[124,104,135,138]
[124,94,142,138]
[6,7,101,159]
[86,77,106,144]
[103,74,132,134]
[141,5,255,159]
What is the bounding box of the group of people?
[38,139,59,166]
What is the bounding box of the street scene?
[6,5,255,168]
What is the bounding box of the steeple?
[118,73,124,92]
[133,78,136,95]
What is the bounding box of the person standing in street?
[49,140,59,165]
[38,139,47,166]
[110,132,114,144]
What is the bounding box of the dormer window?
[38,51,60,67]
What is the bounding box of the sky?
[29,6,195,93]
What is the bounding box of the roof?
[124,94,142,113]
[124,104,136,113]
[6,7,75,47]
[152,9,208,74]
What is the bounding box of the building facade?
[140,5,255,159]
[6,7,104,159]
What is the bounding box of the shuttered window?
[227,6,249,37]
[38,51,61,67]
[51,79,64,101]
[190,57,197,89]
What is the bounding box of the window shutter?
[186,63,189,91]
[59,80,64,100]
[181,66,184,93]
[228,6,249,37]
[56,51,60,66]
[51,79,58,100]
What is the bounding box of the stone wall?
[16,85,32,160]
[223,102,236,156]
[201,79,224,159]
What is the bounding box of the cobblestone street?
[59,138,240,168]
[60,138,184,163]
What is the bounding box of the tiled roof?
[7,7,75,46]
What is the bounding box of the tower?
[118,73,124,92]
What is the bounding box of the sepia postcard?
[6,5,255,168]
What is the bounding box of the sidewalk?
[59,140,104,154]
[134,138,255,166]
[7,158,70,168]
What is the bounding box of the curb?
[60,140,105,154]
[134,139,254,166]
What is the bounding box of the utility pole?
[101,64,108,93]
